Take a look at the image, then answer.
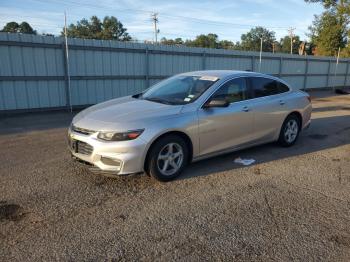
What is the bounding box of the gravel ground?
[0,91,349,261]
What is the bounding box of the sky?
[0,0,324,42]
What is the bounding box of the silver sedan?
[68,70,312,181]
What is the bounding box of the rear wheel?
[146,135,189,182]
[278,114,300,147]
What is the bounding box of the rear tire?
[278,114,301,147]
[146,135,189,182]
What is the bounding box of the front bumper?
[68,128,148,175]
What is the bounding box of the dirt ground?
[0,91,349,261]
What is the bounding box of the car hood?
[73,96,183,131]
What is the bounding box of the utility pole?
[333,47,341,93]
[151,13,159,43]
[259,37,263,72]
[288,27,295,55]
[64,11,72,113]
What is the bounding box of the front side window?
[211,78,248,103]
[250,77,280,98]
[141,75,218,105]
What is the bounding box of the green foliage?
[161,34,237,50]
[279,35,301,54]
[160,37,184,45]
[185,33,221,48]
[306,0,350,57]
[309,11,346,56]
[63,16,131,41]
[218,40,236,49]
[240,27,276,52]
[1,21,36,34]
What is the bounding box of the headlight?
[97,129,144,141]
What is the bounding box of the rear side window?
[250,77,280,98]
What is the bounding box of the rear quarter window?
[278,82,290,93]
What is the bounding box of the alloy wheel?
[157,142,184,176]
[284,119,299,143]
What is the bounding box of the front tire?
[146,135,189,182]
[278,114,301,147]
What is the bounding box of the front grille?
[70,139,93,155]
[72,125,95,135]
[77,141,93,155]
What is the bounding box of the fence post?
[202,51,206,70]
[61,42,71,110]
[145,47,149,88]
[326,59,331,88]
[279,57,283,77]
[343,61,349,88]
[303,58,309,90]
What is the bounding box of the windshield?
[140,75,219,105]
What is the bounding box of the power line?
[3,0,306,43]
[29,0,297,30]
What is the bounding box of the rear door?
[247,77,290,142]
[197,77,254,155]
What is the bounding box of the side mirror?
[204,98,230,108]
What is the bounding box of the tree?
[63,16,131,41]
[19,22,36,34]
[305,0,350,17]
[240,27,276,52]
[218,40,236,49]
[306,0,350,56]
[161,35,237,50]
[100,16,130,40]
[279,35,302,54]
[308,11,346,56]
[185,33,221,48]
[1,21,36,34]
[160,37,184,45]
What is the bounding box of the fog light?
[101,157,122,167]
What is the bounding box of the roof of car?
[181,70,276,79]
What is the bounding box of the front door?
[197,77,254,156]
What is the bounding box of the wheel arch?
[287,111,303,127]
[143,130,194,172]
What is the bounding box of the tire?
[146,135,189,182]
[278,114,301,147]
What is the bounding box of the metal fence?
[0,32,349,112]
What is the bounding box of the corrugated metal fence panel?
[0,33,67,110]
[1,32,350,112]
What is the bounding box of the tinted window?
[278,82,290,93]
[250,77,279,98]
[211,78,248,103]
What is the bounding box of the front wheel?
[146,135,189,182]
[278,114,301,147]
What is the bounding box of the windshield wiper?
[144,97,174,105]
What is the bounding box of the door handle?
[279,100,285,105]
[242,106,250,112]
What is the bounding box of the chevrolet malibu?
[68,70,312,181]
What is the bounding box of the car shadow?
[180,114,350,180]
